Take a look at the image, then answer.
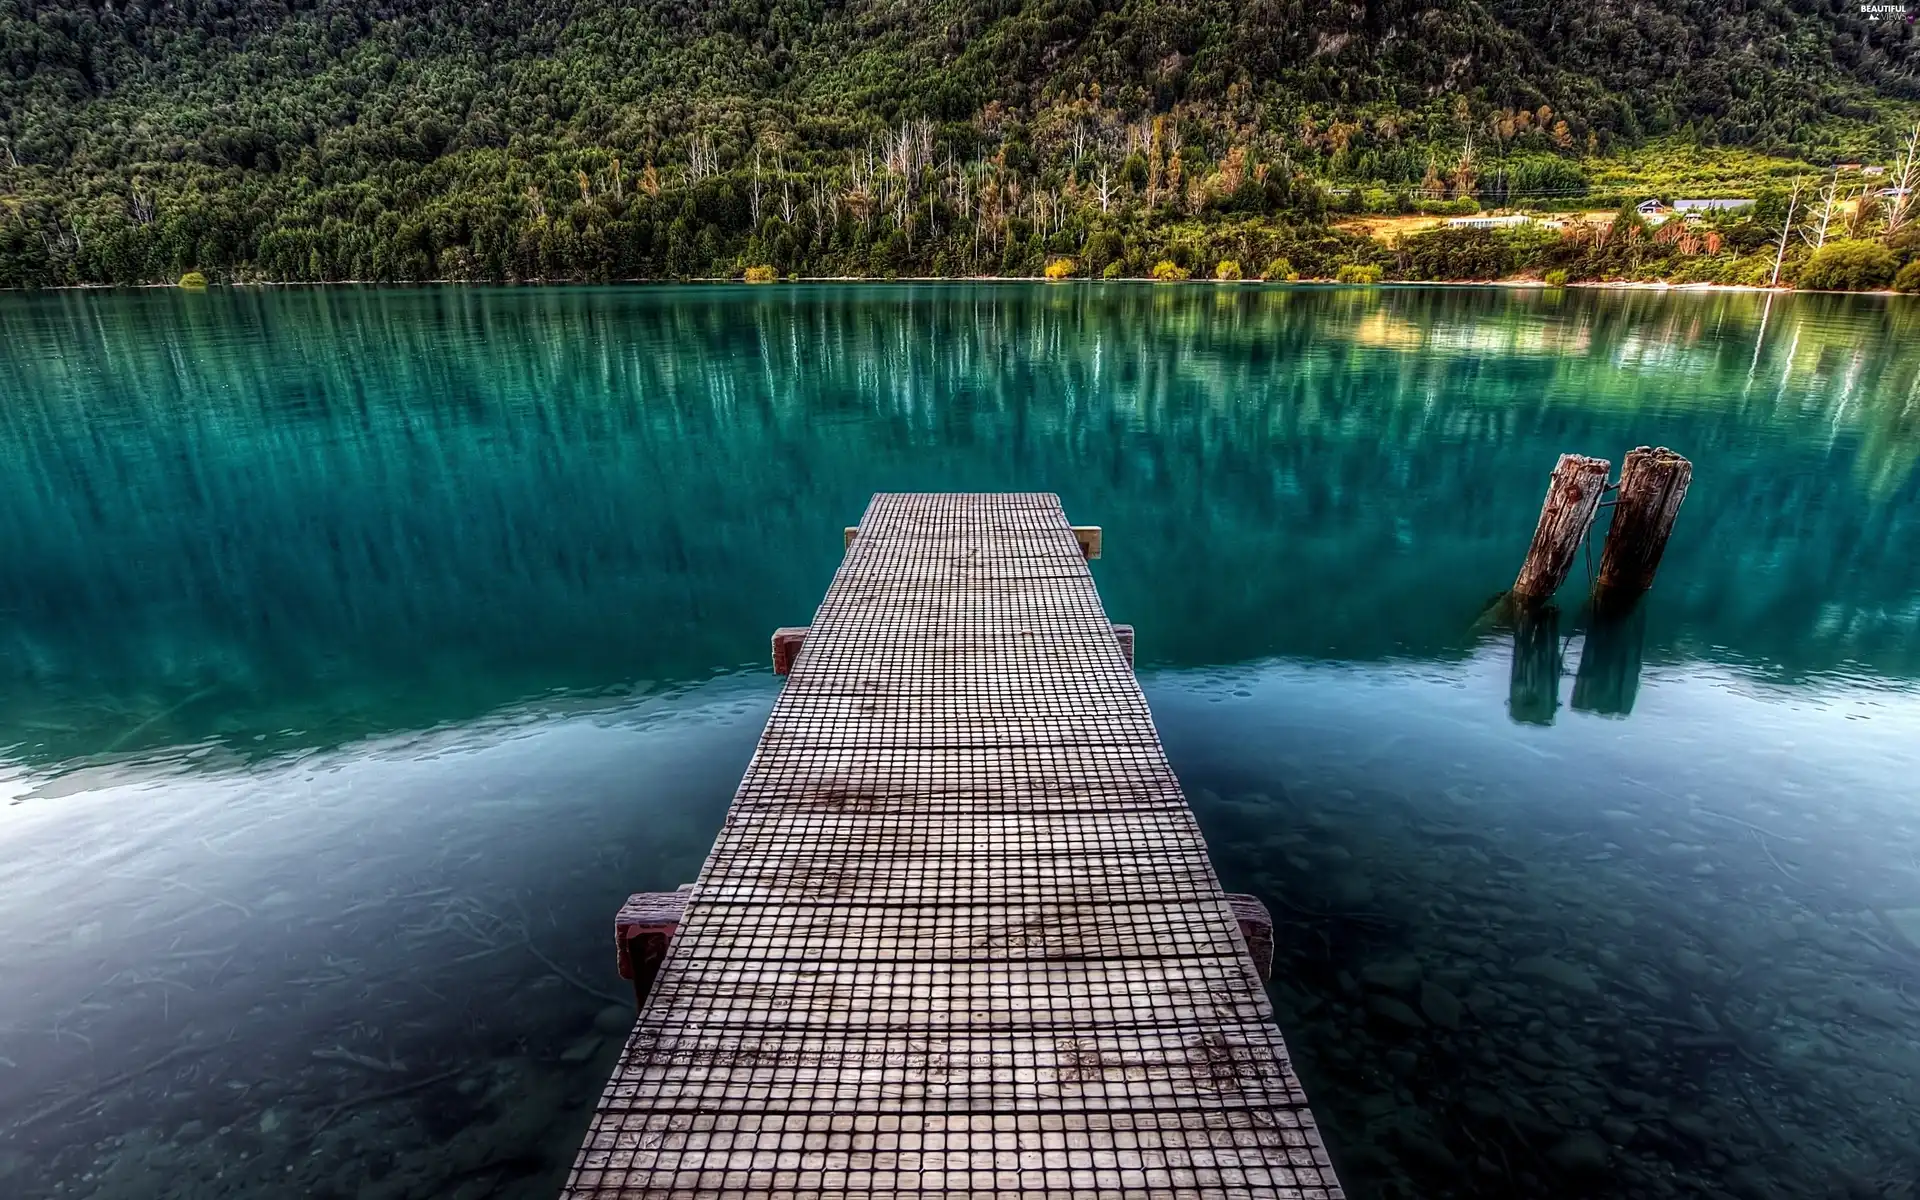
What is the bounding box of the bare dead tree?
[1800,167,1839,250]
[687,136,717,184]
[1095,161,1114,213]
[1887,122,1919,237]
[1770,177,1803,287]
[750,148,763,225]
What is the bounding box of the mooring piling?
[1511,453,1612,605]
[1595,446,1692,610]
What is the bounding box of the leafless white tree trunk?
[1771,177,1803,287]
[1886,122,1919,237]
[687,136,717,183]
[1801,168,1839,250]
[750,149,763,225]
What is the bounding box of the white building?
[1673,198,1756,217]
[1445,214,1532,229]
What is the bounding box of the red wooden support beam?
[615,886,691,1010]
[771,626,809,675]
[1226,893,1274,982]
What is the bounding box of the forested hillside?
[0,0,1915,286]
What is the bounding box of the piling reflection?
[1507,607,1564,726]
[1573,604,1650,717]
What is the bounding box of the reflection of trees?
[0,284,1914,761]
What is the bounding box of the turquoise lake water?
[0,283,1917,1198]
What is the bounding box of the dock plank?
[563,493,1342,1199]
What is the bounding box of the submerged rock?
[1514,955,1598,994]
[1369,995,1427,1029]
[1419,981,1463,1029]
[1548,1132,1610,1173]
[1390,1125,1459,1170]
[594,1004,636,1034]
[1668,1112,1716,1143]
[1362,954,1423,993]
[1601,1117,1639,1146]
[1881,907,1920,952]
[1330,874,1375,906]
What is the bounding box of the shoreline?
[24,277,1908,296]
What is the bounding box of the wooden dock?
[565,493,1343,1199]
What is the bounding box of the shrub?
[1334,263,1383,284]
[1896,260,1920,294]
[1796,240,1897,291]
[743,265,776,283]
[1151,259,1191,282]
[1102,261,1124,280]
[1043,256,1077,280]
[1397,227,1516,280]
[178,271,208,289]
[1543,268,1569,287]
[1214,259,1242,281]
[1262,257,1299,282]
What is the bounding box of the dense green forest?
[0,0,1916,287]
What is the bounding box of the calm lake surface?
[1,283,1917,1200]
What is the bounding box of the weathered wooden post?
[1508,606,1562,725]
[1511,454,1612,605]
[771,626,809,675]
[1595,446,1691,610]
[615,885,692,1010]
[1572,605,1646,717]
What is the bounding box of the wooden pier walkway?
[564,493,1342,1199]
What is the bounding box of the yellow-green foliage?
[1797,240,1899,291]
[1101,261,1124,280]
[1335,263,1383,284]
[743,265,777,283]
[1896,260,1920,294]
[1543,268,1569,287]
[1583,140,1822,206]
[1262,258,1298,282]
[1214,259,1242,281]
[1043,256,1077,280]
[178,271,208,289]
[1151,260,1191,282]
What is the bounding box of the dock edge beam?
[775,623,1134,673]
[845,522,1103,561]
[614,886,692,1010]
[614,886,1276,996]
